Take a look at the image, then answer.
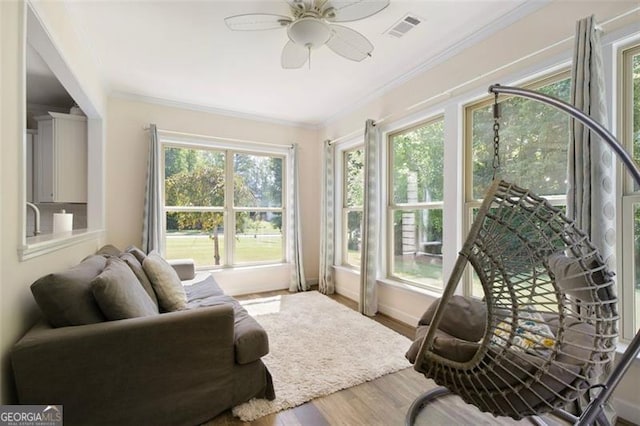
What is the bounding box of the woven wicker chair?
[406,179,618,425]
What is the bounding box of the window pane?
[235,211,283,263]
[164,147,225,207]
[165,211,224,268]
[345,148,364,207]
[470,77,571,199]
[391,120,444,204]
[345,210,362,267]
[234,154,283,208]
[391,209,443,287]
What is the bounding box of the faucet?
[26,202,41,236]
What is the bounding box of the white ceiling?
[58,0,539,126]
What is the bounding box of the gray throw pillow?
[143,251,187,311]
[547,253,609,302]
[91,257,159,320]
[419,295,487,342]
[119,252,159,308]
[31,255,107,327]
[96,244,122,257]
[125,245,147,264]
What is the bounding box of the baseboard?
[335,285,359,302]
[335,286,418,327]
[377,301,419,328]
[613,397,640,424]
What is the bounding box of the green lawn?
[165,233,282,268]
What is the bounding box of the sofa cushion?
[119,252,159,308]
[91,258,159,320]
[143,251,187,311]
[187,294,269,364]
[184,274,225,302]
[31,255,107,327]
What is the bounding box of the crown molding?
[110,91,321,130]
[321,0,552,128]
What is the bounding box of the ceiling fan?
[224,0,390,69]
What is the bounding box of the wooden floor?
[203,290,625,426]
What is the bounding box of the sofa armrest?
[12,305,235,425]
[169,258,196,280]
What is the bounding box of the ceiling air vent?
[386,14,422,38]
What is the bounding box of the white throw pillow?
[142,251,187,311]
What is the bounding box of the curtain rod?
[143,126,294,149]
[327,7,638,146]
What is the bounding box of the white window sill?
[20,229,104,261]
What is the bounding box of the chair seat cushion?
[406,325,480,364]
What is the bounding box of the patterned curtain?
[289,144,308,292]
[568,15,616,267]
[359,120,380,316]
[319,140,335,294]
[142,124,162,253]
[568,14,617,422]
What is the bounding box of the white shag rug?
[231,291,413,422]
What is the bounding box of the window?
[621,44,640,339]
[388,117,444,290]
[342,147,364,268]
[464,72,571,297]
[163,145,285,269]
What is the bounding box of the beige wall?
[105,97,321,286]
[0,1,107,403]
[322,0,640,418]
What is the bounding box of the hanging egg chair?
[404,84,640,425]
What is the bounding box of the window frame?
[386,115,445,292]
[341,145,365,269]
[463,70,571,297]
[620,43,640,341]
[160,138,289,270]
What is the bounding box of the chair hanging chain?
[492,92,501,180]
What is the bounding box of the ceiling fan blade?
[284,0,311,13]
[281,40,309,69]
[326,24,373,62]
[225,14,292,31]
[325,0,390,23]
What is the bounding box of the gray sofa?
[11,246,274,426]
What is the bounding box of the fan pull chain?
[492,91,501,180]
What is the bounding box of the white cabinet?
[34,112,87,203]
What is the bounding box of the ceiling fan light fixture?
[287,17,331,48]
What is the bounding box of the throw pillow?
[119,252,159,308]
[419,295,487,342]
[31,255,107,327]
[490,310,555,356]
[96,244,122,257]
[143,251,187,311]
[548,253,610,302]
[91,257,159,320]
[125,245,147,264]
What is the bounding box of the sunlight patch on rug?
[232,291,413,422]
